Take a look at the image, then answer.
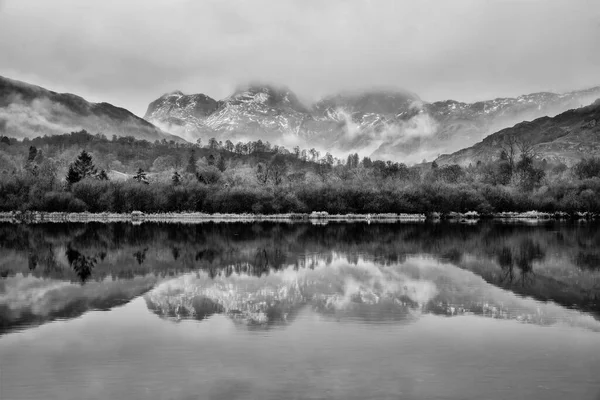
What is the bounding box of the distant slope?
[435,99,600,166]
[370,87,600,162]
[0,75,186,142]
[145,83,600,163]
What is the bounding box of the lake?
[0,221,599,400]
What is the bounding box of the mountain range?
[1,73,599,165]
[0,75,184,142]
[436,98,600,166]
[145,83,600,163]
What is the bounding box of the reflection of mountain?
[0,275,158,335]
[144,257,600,332]
[1,221,599,334]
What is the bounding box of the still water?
[0,221,599,400]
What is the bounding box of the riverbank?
[0,210,598,224]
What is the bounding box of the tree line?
[1,131,600,214]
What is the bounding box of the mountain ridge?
[435,98,600,166]
[145,83,600,162]
[0,75,186,143]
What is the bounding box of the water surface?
[1,221,599,399]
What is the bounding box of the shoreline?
[0,210,598,224]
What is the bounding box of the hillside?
[0,75,185,142]
[436,99,600,166]
[145,84,600,162]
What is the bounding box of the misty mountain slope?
[313,89,420,116]
[435,98,600,166]
[144,83,600,162]
[202,84,312,139]
[144,86,429,152]
[370,87,600,162]
[145,84,315,143]
[0,75,186,142]
[143,90,220,141]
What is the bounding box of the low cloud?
[1,0,599,116]
[0,95,82,137]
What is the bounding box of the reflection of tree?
[1,221,599,317]
[515,239,542,287]
[172,247,180,260]
[133,248,148,265]
[66,247,96,283]
[575,253,600,271]
[495,240,542,287]
[28,252,38,271]
[497,247,515,284]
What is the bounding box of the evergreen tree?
[171,170,181,185]
[217,155,226,172]
[66,164,81,186]
[66,150,97,186]
[27,146,38,162]
[133,168,149,184]
[207,154,216,166]
[186,149,197,174]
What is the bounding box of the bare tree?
[500,135,518,171]
[517,139,536,160]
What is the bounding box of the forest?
[1,130,600,215]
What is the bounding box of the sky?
[1,0,600,117]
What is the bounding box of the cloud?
[0,0,599,118]
[0,95,82,137]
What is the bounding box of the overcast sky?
[1,0,599,116]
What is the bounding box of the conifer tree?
[66,150,97,186]
[171,170,181,185]
[217,155,226,172]
[133,168,148,184]
[186,149,197,174]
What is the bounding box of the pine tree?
[74,150,97,178]
[186,149,197,174]
[66,164,81,186]
[133,168,148,184]
[27,146,38,162]
[207,154,216,166]
[171,170,181,185]
[65,150,97,186]
[217,155,226,172]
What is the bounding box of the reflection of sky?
[1,295,600,400]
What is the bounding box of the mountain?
[145,84,600,162]
[0,75,185,142]
[145,84,319,144]
[371,87,600,162]
[144,90,220,141]
[436,98,600,166]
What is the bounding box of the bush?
[40,192,87,212]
